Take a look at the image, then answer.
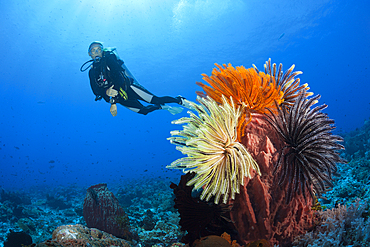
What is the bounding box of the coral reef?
[0,188,31,210]
[116,178,184,246]
[2,60,369,247]
[83,183,136,241]
[341,117,370,160]
[169,60,345,246]
[0,185,86,244]
[293,199,370,246]
[46,194,72,210]
[36,224,131,247]
[0,178,185,247]
[318,117,370,207]
[291,117,370,247]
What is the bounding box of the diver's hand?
[106,85,118,97]
[110,104,117,117]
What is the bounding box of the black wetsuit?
[89,50,181,115]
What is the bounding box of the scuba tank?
[104,48,142,88]
[110,49,152,94]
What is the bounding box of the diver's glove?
[110,104,117,117]
[161,105,183,115]
[106,85,118,97]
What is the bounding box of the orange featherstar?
[196,63,284,138]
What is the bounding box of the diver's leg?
[151,95,181,105]
[118,99,161,115]
[129,84,182,105]
[138,105,161,115]
[129,84,154,103]
[152,95,193,110]
[120,85,184,115]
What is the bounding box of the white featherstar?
[167,96,260,204]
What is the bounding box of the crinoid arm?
[264,93,346,203]
[196,63,287,139]
[254,58,313,107]
[167,95,260,204]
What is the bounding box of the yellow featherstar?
[167,95,261,204]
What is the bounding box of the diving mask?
[89,45,103,59]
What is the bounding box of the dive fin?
[161,105,183,115]
[177,96,195,110]
[181,99,195,110]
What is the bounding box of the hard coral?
[167,96,260,204]
[39,224,131,247]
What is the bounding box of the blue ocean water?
[1,0,369,191]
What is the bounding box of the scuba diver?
[81,41,191,116]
